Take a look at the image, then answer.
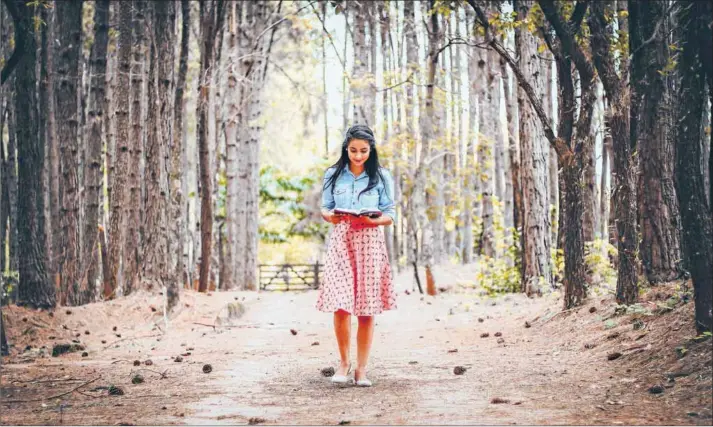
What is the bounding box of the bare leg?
[333,309,351,375]
[355,315,374,381]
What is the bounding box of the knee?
[335,309,351,319]
[357,315,373,325]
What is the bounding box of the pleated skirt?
[315,222,397,316]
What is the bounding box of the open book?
[333,208,383,218]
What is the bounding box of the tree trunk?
[674,0,713,333]
[211,12,226,292]
[106,1,133,300]
[582,125,597,243]
[55,0,83,306]
[702,80,710,207]
[431,12,446,265]
[462,8,476,264]
[351,3,369,126]
[244,1,269,291]
[143,0,173,293]
[489,40,505,239]
[1,97,7,275]
[158,0,177,310]
[589,1,639,305]
[14,0,54,308]
[404,0,419,267]
[224,1,241,291]
[6,85,18,275]
[379,3,396,266]
[171,0,190,291]
[342,5,351,131]
[39,4,55,283]
[630,0,682,284]
[197,0,225,293]
[367,2,377,129]
[415,0,439,292]
[1,309,8,355]
[105,2,116,227]
[545,60,559,246]
[125,0,146,295]
[516,0,552,295]
[500,37,521,260]
[450,10,462,258]
[322,2,329,156]
[475,32,493,258]
[83,0,110,305]
[562,160,587,308]
[597,83,610,242]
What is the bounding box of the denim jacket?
[321,167,396,223]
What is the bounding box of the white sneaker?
[354,368,372,387]
[355,377,372,387]
[331,363,352,384]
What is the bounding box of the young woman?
[315,124,397,387]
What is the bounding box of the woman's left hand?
[350,215,380,228]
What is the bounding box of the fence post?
[314,263,320,289]
[258,265,263,290]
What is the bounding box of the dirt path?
[2,288,711,425]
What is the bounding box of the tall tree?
[462,7,477,264]
[674,0,713,332]
[477,17,498,259]
[39,3,57,282]
[224,1,241,291]
[55,0,83,306]
[197,0,225,293]
[8,0,55,308]
[413,0,439,295]
[171,0,190,290]
[404,0,420,268]
[106,1,133,299]
[143,0,174,295]
[630,0,682,284]
[500,31,523,267]
[243,1,273,291]
[516,0,552,295]
[83,0,110,305]
[4,91,18,275]
[588,0,639,304]
[125,0,146,295]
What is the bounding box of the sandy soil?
[1,280,711,425]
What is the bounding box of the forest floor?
[1,270,712,425]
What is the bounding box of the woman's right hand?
[323,210,345,225]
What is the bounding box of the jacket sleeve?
[321,168,336,211]
[378,169,396,223]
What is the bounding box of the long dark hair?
[324,124,387,200]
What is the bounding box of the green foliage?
[1,271,19,305]
[476,255,521,296]
[584,239,617,285]
[551,247,564,284]
[258,164,327,244]
[614,302,653,317]
[603,319,618,329]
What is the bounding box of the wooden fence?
[258,263,323,291]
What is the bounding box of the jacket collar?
[344,168,368,181]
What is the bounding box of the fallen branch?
[0,377,101,404]
[539,307,578,324]
[11,378,84,384]
[75,390,104,399]
[130,368,169,379]
[193,322,218,330]
[102,333,162,350]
